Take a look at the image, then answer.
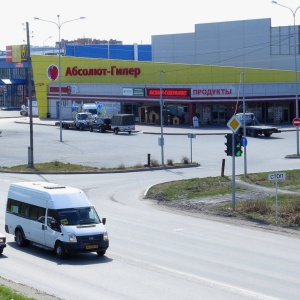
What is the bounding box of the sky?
[1,0,300,51]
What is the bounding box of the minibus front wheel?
[55,241,67,259]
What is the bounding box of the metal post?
[58,15,62,142]
[26,22,34,168]
[190,137,193,163]
[160,71,164,165]
[275,176,278,223]
[232,133,236,210]
[293,12,300,156]
[242,72,247,176]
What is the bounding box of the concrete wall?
[152,18,300,71]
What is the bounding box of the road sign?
[268,172,286,181]
[241,136,247,147]
[292,117,300,127]
[227,115,241,133]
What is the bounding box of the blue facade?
[65,44,152,61]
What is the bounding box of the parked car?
[111,114,135,134]
[89,117,111,133]
[0,232,6,254]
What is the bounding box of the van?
[82,103,98,119]
[5,182,109,259]
[111,114,135,134]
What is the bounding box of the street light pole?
[34,15,85,142]
[26,22,34,168]
[272,1,300,156]
[160,70,164,165]
[42,35,52,55]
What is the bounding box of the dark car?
[89,117,111,133]
[0,232,6,254]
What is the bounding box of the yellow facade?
[31,55,296,118]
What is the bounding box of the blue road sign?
[241,136,247,147]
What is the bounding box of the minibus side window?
[7,198,21,214]
[20,203,30,218]
[30,205,46,221]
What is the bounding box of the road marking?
[109,252,280,300]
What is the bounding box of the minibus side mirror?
[102,218,106,225]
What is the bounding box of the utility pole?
[26,22,34,168]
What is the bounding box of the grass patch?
[147,176,245,201]
[0,285,35,300]
[238,170,300,191]
[0,161,99,173]
[0,161,196,173]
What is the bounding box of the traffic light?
[235,134,243,157]
[225,133,233,156]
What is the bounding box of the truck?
[82,103,98,119]
[236,113,281,137]
[61,112,94,131]
[111,114,135,134]
[5,181,109,259]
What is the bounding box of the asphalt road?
[0,111,298,175]
[1,169,300,300]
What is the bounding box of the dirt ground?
[149,179,300,238]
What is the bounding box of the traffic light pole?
[232,132,236,210]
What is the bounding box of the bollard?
[144,153,151,167]
[221,158,225,177]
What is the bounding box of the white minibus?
[5,181,109,259]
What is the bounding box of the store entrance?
[212,105,231,124]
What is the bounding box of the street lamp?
[42,35,52,55]
[25,22,34,168]
[159,71,164,165]
[34,15,85,142]
[272,1,300,156]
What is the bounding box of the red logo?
[47,65,59,81]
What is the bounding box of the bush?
[181,156,190,164]
[166,159,173,166]
[150,159,160,167]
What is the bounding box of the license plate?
[86,245,98,249]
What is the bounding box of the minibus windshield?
[56,207,101,226]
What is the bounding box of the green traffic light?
[235,141,243,157]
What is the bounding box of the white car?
[0,232,6,254]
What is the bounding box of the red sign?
[47,65,59,81]
[292,117,300,127]
[147,88,190,97]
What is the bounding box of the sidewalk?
[0,108,296,135]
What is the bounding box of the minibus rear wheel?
[15,229,29,247]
